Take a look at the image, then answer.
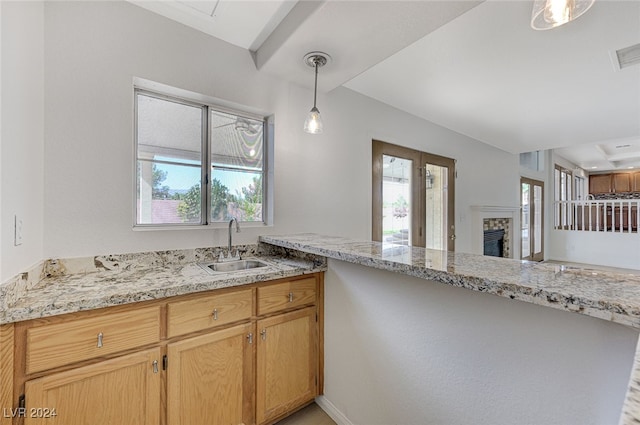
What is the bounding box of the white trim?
[315,396,355,425]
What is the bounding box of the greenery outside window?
[135,88,271,227]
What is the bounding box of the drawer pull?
[288,292,294,303]
[260,329,267,341]
[212,308,218,320]
[247,333,253,344]
[152,360,159,374]
[97,332,103,348]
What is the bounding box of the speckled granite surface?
[0,244,326,324]
[260,233,640,328]
[259,233,640,424]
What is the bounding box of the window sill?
[132,222,272,231]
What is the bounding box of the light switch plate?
[14,215,23,246]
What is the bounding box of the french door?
[521,177,544,261]
[372,140,456,250]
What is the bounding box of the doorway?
[372,140,456,250]
[521,177,544,261]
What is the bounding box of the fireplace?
[471,206,520,259]
[483,229,505,257]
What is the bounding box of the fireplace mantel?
[470,205,521,258]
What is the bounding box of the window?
[135,88,270,227]
[554,165,573,228]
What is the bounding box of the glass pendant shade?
[531,0,595,30]
[304,106,323,134]
[302,52,330,135]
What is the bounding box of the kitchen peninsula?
[261,234,640,425]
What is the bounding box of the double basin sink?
[197,258,269,274]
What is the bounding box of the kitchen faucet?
[226,217,240,260]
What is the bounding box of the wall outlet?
[14,215,23,246]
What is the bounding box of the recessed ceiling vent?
[614,43,640,70]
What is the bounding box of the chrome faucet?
[227,217,240,260]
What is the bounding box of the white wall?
[0,2,45,282]
[39,1,519,261]
[548,230,640,270]
[322,259,638,425]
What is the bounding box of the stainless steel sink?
[197,259,269,274]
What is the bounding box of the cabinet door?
[633,173,640,192]
[589,174,612,194]
[167,322,254,425]
[256,307,317,425]
[613,173,632,193]
[24,348,161,425]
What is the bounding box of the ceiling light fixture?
[531,0,595,30]
[303,52,330,134]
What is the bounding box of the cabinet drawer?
[26,306,161,374]
[167,288,253,338]
[257,278,316,315]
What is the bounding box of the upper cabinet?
[589,174,613,194]
[590,172,640,195]
[634,173,640,192]
[613,173,632,193]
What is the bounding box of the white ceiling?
[130,0,640,172]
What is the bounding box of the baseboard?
[315,395,354,425]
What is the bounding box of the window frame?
[554,164,573,229]
[133,86,272,230]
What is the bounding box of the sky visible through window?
[155,162,257,197]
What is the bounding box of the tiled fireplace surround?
[471,206,520,259]
[484,218,511,258]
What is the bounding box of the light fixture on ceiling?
[303,52,330,134]
[531,0,595,30]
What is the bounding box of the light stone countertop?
[258,233,640,425]
[260,233,640,328]
[0,244,326,325]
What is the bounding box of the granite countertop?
[260,233,640,330]
[0,244,326,324]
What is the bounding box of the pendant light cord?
[313,60,319,109]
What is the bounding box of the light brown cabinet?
[6,273,323,425]
[167,323,254,425]
[590,172,640,195]
[257,307,317,424]
[634,173,640,192]
[25,348,161,425]
[613,173,632,193]
[25,305,161,374]
[589,174,613,194]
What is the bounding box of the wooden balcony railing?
[554,200,640,233]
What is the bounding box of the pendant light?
[303,52,330,134]
[531,0,595,30]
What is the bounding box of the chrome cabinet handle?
[152,360,158,374]
[247,333,253,344]
[260,329,267,341]
[288,292,294,303]
[97,332,103,348]
[212,308,218,320]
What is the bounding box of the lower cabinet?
[12,273,323,425]
[167,322,254,425]
[257,307,317,424]
[24,348,161,425]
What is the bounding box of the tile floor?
[276,403,337,425]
